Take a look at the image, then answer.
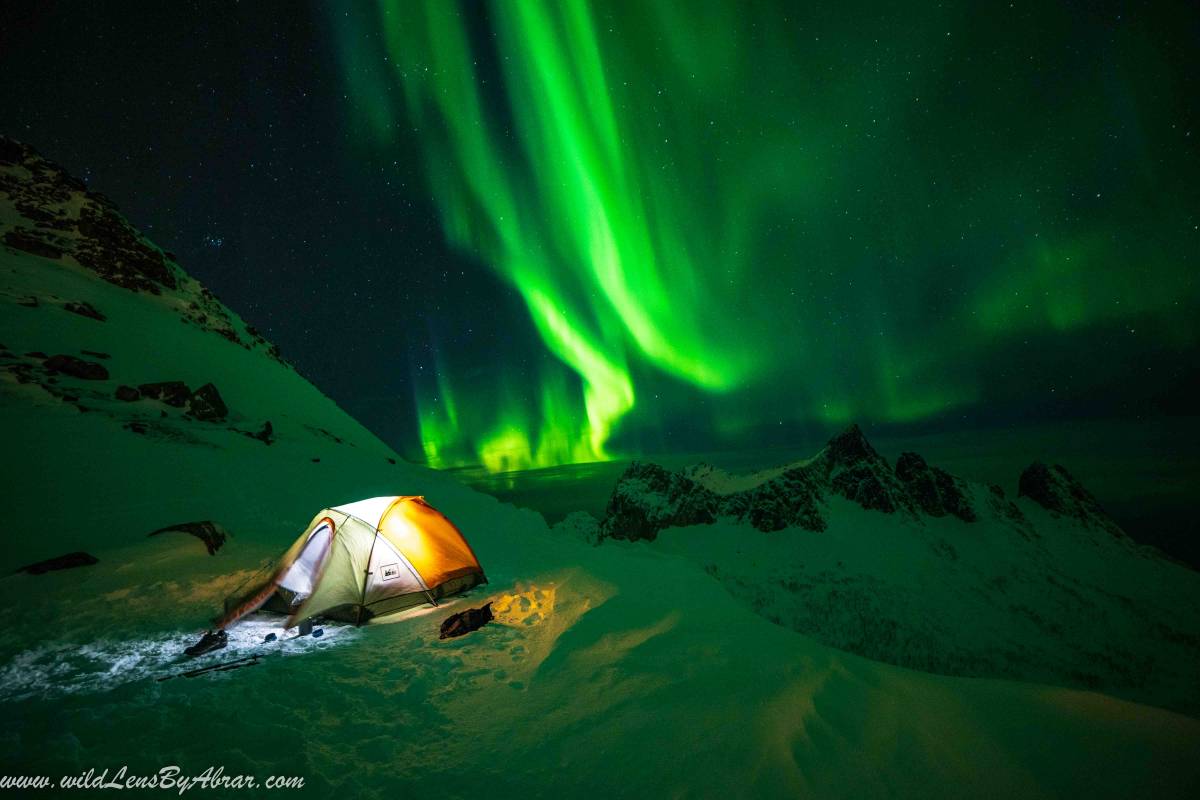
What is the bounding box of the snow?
[3,220,1200,795]
[652,486,1200,717]
[4,524,1199,797]
[684,457,814,495]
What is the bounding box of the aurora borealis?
[4,1,1194,475]
[331,0,1198,472]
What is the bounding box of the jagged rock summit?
[598,424,1115,542]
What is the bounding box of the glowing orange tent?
[219,496,486,628]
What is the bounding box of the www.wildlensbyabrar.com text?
[1,766,305,793]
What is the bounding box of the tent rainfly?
[219,496,486,628]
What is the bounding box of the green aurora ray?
[333,0,1198,471]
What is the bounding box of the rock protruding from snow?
[1018,462,1122,534]
[186,383,228,422]
[600,462,721,541]
[817,424,916,516]
[895,451,976,521]
[235,420,276,445]
[0,136,175,293]
[0,136,291,365]
[63,300,105,321]
[147,521,228,555]
[17,551,99,574]
[43,353,109,381]
[138,381,191,407]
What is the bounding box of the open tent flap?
[284,515,377,626]
[277,518,336,601]
[217,511,335,628]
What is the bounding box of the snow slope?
[0,136,461,571]
[2,138,1198,797]
[587,431,1200,717]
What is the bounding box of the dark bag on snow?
[439,602,494,639]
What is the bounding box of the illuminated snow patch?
[0,613,357,701]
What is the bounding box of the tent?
[219,496,486,628]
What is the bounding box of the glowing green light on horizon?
[334,1,1199,471]
[361,0,759,469]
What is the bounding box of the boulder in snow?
[250,420,274,444]
[43,354,109,380]
[186,382,228,421]
[147,521,228,555]
[138,380,191,407]
[18,551,98,575]
[3,228,63,260]
[64,300,106,321]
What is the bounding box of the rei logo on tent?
[380,563,400,581]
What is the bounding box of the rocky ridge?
[0,135,285,363]
[599,425,1117,542]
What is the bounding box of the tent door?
[277,518,336,608]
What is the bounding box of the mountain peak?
[823,423,879,466]
[1018,462,1122,535]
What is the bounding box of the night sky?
[1,0,1197,474]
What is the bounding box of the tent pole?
[357,532,379,626]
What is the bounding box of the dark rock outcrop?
[895,451,976,521]
[235,420,275,445]
[0,136,176,293]
[64,300,106,321]
[115,385,140,402]
[1018,462,1122,535]
[74,203,176,292]
[148,521,227,555]
[3,136,297,367]
[818,425,915,515]
[43,354,109,380]
[138,380,191,407]
[0,136,24,164]
[252,420,274,444]
[985,483,1034,538]
[18,551,98,575]
[186,382,228,421]
[4,228,63,259]
[600,462,720,541]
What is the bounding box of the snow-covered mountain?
[3,138,1198,797]
[0,135,458,570]
[578,425,1200,715]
